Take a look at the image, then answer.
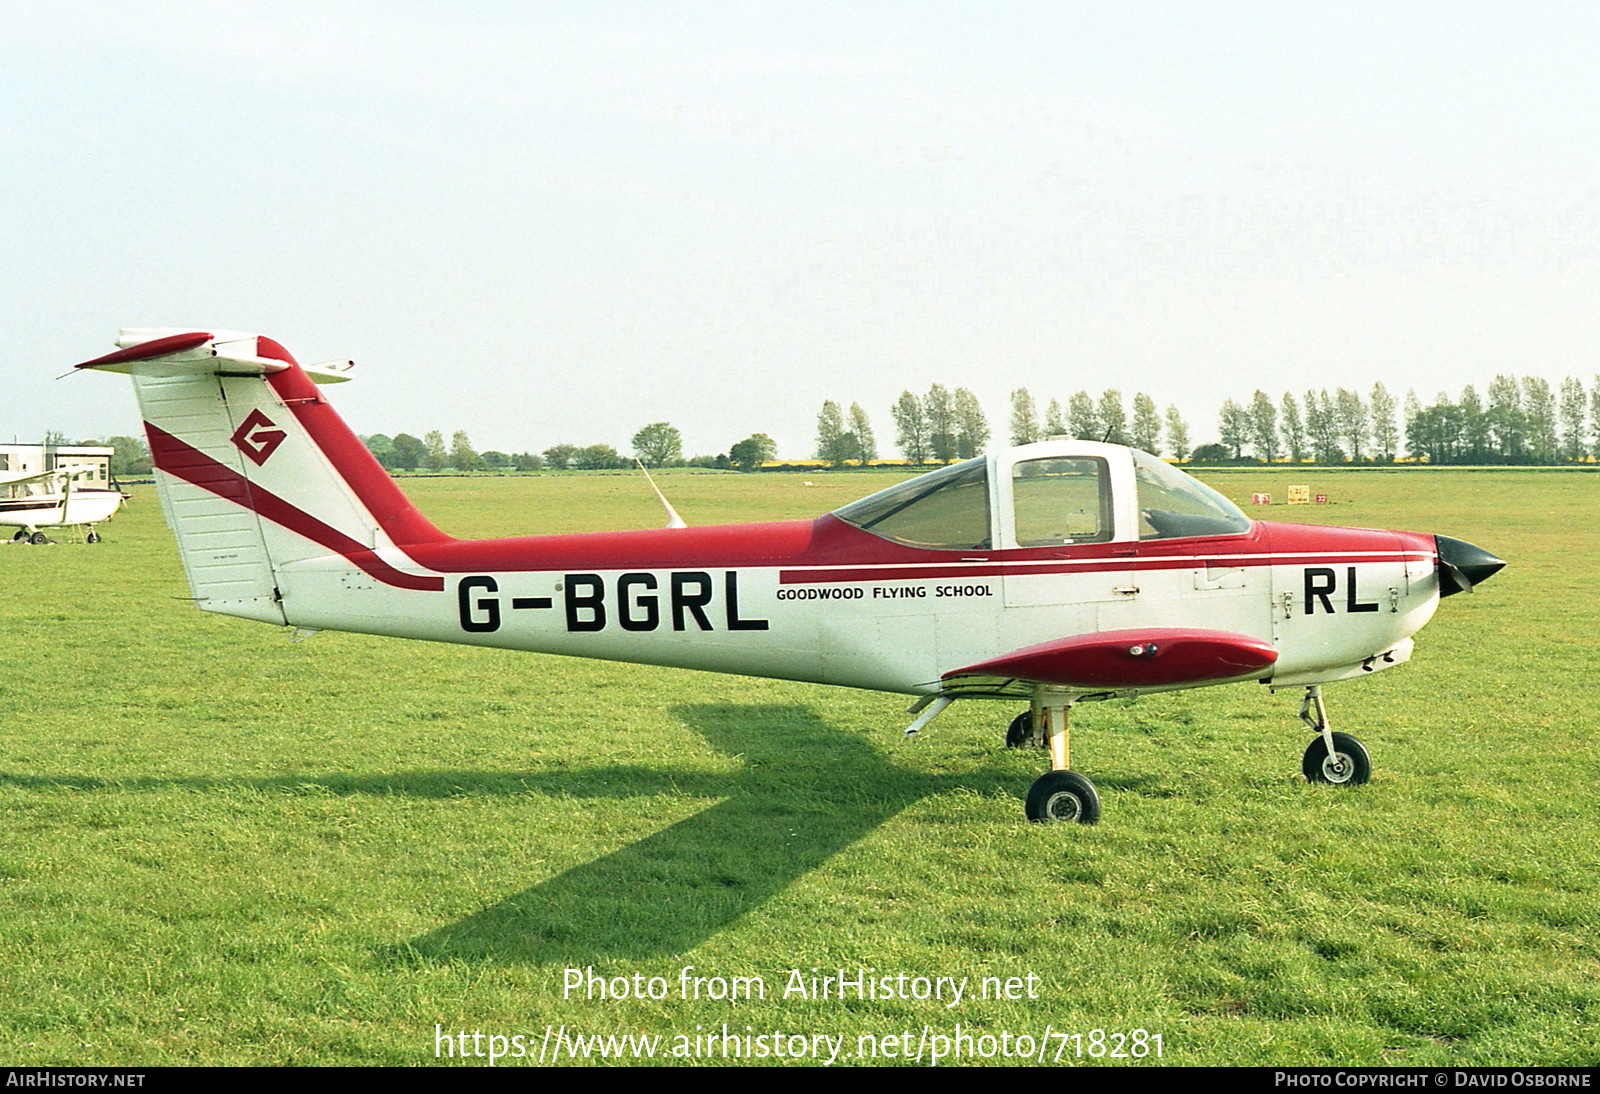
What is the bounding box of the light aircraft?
[1,465,127,544]
[76,328,1505,824]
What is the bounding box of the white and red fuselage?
[76,329,1478,709]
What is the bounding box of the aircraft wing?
[940,629,1278,697]
[0,465,100,487]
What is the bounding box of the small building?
[0,443,115,484]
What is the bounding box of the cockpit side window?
[832,457,990,550]
[1011,457,1112,546]
[1132,450,1252,539]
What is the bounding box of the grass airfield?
[0,466,1594,1067]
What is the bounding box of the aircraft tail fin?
[76,329,449,624]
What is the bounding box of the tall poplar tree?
[1279,392,1307,463]
[1369,383,1398,462]
[1130,393,1162,453]
[1094,389,1128,444]
[924,384,957,462]
[892,390,929,464]
[1009,388,1040,446]
[423,430,447,470]
[847,402,877,463]
[1248,390,1278,462]
[1559,377,1587,462]
[815,400,848,466]
[1164,406,1191,462]
[1218,399,1250,459]
[954,388,989,459]
[1522,377,1558,463]
[1334,388,1368,462]
[1044,398,1067,437]
[1067,391,1098,440]
[1591,375,1600,459]
[1303,390,1342,463]
[1458,385,1490,462]
[1486,375,1526,462]
[449,430,480,471]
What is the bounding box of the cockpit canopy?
[833,441,1250,551]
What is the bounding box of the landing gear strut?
[1297,685,1371,786]
[1018,698,1101,825]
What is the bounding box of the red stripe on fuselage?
[774,521,1431,584]
[777,552,1430,584]
[145,424,445,592]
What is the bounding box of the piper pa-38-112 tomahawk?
[1,465,126,544]
[76,328,1505,824]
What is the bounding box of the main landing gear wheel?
[1025,770,1101,825]
[1005,711,1035,748]
[11,530,27,542]
[1302,732,1371,786]
[28,532,49,546]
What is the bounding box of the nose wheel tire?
[1025,770,1101,824]
[1302,732,1371,786]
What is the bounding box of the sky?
[3,1,1599,459]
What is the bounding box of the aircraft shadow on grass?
[398,703,1025,966]
[5,703,1163,964]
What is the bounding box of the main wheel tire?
[1302,732,1371,786]
[10,530,26,542]
[28,532,48,546]
[1005,711,1035,748]
[1025,770,1101,824]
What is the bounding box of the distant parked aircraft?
[1,465,126,544]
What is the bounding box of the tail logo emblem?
[231,409,288,466]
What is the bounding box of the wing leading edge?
[941,628,1278,696]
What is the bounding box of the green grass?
[0,468,1594,1066]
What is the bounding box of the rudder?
[78,329,449,624]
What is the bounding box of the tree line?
[813,374,1600,467]
[50,370,1600,478]
[813,386,1185,466]
[359,425,780,473]
[1207,376,1600,465]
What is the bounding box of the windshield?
[833,458,991,550]
[1132,450,1251,539]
